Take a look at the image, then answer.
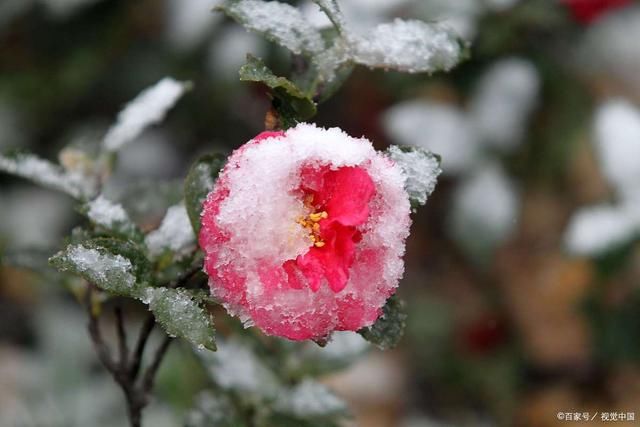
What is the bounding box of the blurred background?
[2,0,640,426]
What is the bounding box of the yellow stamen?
[314,241,325,248]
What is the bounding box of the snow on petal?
[593,99,640,198]
[145,203,195,257]
[103,77,188,152]
[383,100,479,175]
[199,123,414,340]
[469,57,540,151]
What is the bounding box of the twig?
[129,313,155,378]
[141,335,173,394]
[86,286,116,373]
[115,305,129,369]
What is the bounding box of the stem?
[85,285,173,427]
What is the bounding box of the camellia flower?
[561,0,631,24]
[199,124,414,340]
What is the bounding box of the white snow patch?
[276,379,346,417]
[469,58,539,151]
[87,195,130,228]
[387,145,441,206]
[103,78,187,152]
[593,99,640,197]
[145,204,195,257]
[165,0,221,51]
[65,244,136,288]
[383,100,479,175]
[0,153,95,199]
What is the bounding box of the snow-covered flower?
[199,124,415,340]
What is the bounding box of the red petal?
[318,167,375,227]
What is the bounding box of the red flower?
[562,0,632,24]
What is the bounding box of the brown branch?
[129,313,155,379]
[141,335,173,395]
[114,305,129,369]
[86,286,117,373]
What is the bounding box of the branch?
[141,335,173,395]
[129,313,156,378]
[86,286,117,373]
[115,305,129,369]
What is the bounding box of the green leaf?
[386,145,442,209]
[215,0,324,56]
[143,287,216,351]
[49,238,151,297]
[239,55,317,123]
[184,154,226,235]
[358,295,407,350]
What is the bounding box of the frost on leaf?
[564,203,640,256]
[49,240,147,297]
[275,379,347,418]
[145,203,196,258]
[0,152,96,199]
[216,0,324,55]
[387,145,441,207]
[200,339,280,396]
[103,77,188,152]
[143,287,216,351]
[350,19,463,74]
[358,295,407,350]
[184,153,226,234]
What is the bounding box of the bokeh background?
[2,0,640,426]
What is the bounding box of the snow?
[103,78,187,152]
[450,163,519,254]
[64,244,136,289]
[351,19,462,74]
[469,58,539,151]
[564,203,640,256]
[593,99,640,197]
[387,145,441,206]
[216,0,324,55]
[0,153,95,199]
[202,339,280,396]
[86,195,130,228]
[145,204,195,257]
[383,100,479,175]
[165,0,221,51]
[208,25,265,78]
[275,379,346,417]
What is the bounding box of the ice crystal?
[86,195,130,228]
[64,244,136,288]
[387,145,441,206]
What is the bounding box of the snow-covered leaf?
[215,0,324,55]
[311,0,347,34]
[564,203,640,256]
[81,195,142,240]
[184,153,226,234]
[593,99,640,198]
[275,379,347,418]
[145,203,196,259]
[142,287,216,351]
[239,55,317,122]
[103,78,189,152]
[350,19,464,74]
[387,145,441,207]
[184,392,241,427]
[358,295,407,350]
[0,152,96,199]
[200,338,280,396]
[49,238,151,297]
[383,100,478,175]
